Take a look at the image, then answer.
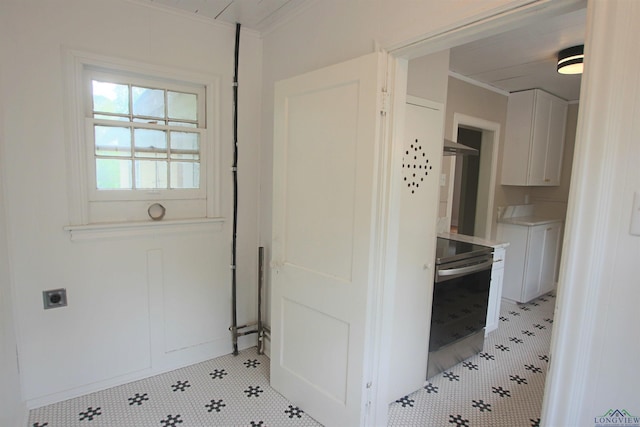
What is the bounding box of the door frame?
[376,0,588,425]
[444,114,501,239]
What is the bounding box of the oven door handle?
[437,258,493,277]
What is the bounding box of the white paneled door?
[270,52,387,427]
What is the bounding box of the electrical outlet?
[43,288,67,309]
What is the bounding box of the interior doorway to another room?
[451,127,482,235]
[444,115,500,240]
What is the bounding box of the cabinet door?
[529,92,553,185]
[486,262,504,334]
[501,91,534,185]
[498,224,528,302]
[523,225,546,302]
[501,89,567,186]
[539,223,562,294]
[543,98,568,185]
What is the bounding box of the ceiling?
[140,0,308,32]
[449,8,586,101]
[139,0,586,101]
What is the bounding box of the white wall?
[0,34,25,424]
[440,78,578,239]
[443,77,512,237]
[262,1,640,424]
[407,50,451,104]
[1,0,262,408]
[543,1,640,424]
[0,181,23,427]
[260,0,536,327]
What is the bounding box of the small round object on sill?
[147,203,166,221]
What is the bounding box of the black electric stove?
[428,237,494,379]
[435,237,494,265]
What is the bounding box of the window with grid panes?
[87,69,206,198]
[64,50,219,228]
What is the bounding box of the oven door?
[430,256,493,353]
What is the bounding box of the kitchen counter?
[498,216,563,226]
[438,232,509,249]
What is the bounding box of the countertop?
[497,204,564,226]
[498,216,564,226]
[438,232,510,249]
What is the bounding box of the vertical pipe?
[231,22,241,356]
[257,246,264,354]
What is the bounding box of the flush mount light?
[557,45,584,75]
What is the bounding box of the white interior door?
[386,97,444,401]
[271,52,387,427]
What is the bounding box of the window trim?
[63,49,221,228]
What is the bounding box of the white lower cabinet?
[486,247,506,335]
[498,221,563,303]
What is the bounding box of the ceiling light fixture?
[557,45,584,75]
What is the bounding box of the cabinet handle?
[544,178,551,182]
[493,259,504,263]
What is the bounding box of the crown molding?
[448,71,510,96]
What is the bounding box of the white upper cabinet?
[501,89,568,186]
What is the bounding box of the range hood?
[443,138,478,156]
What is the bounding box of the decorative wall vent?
[402,138,433,194]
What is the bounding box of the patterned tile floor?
[388,293,556,427]
[29,294,554,427]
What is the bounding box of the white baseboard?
[27,334,259,410]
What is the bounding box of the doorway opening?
[393,3,585,423]
[451,127,482,235]
[444,114,500,240]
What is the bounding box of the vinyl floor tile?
[29,294,555,427]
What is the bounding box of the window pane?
[168,121,197,128]
[92,81,129,115]
[170,162,199,189]
[132,86,164,118]
[96,159,132,189]
[168,91,197,121]
[170,131,199,160]
[135,160,168,189]
[95,125,131,156]
[134,129,167,158]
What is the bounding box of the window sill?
[64,217,225,241]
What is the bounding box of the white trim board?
[448,71,510,97]
[451,113,501,240]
